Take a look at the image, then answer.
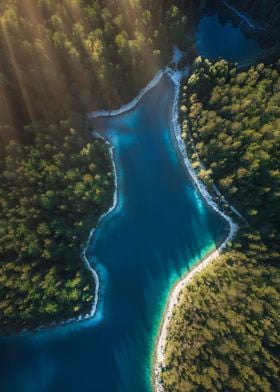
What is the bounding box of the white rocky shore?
[80,136,119,321]
[85,58,239,392]
[153,68,239,392]
[82,68,169,323]
[87,69,164,120]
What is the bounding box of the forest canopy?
[0,0,188,149]
[182,57,280,248]
[159,59,280,391]
[0,0,189,332]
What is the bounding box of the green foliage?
[182,57,280,247]
[160,235,280,392]
[0,0,188,149]
[0,121,113,332]
[159,59,280,391]
[0,0,190,332]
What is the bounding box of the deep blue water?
[0,10,266,392]
[0,76,227,392]
[196,14,262,62]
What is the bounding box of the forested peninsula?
[159,59,280,391]
[0,0,188,333]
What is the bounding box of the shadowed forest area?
[0,0,188,333]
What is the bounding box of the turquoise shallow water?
[0,75,227,392]
[0,9,266,392]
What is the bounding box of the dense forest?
[0,123,113,331]
[182,58,280,247]
[160,237,280,391]
[0,9,279,390]
[159,59,280,390]
[0,0,188,152]
[0,0,189,332]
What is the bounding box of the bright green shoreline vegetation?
[159,59,280,391]
[0,0,188,333]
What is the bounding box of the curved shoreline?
[26,70,168,333]
[86,67,239,391]
[82,69,166,323]
[87,70,164,120]
[79,144,118,322]
[153,69,239,392]
[56,2,273,333]
[85,3,268,327]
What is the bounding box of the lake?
[195,4,273,63]
[0,7,267,392]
